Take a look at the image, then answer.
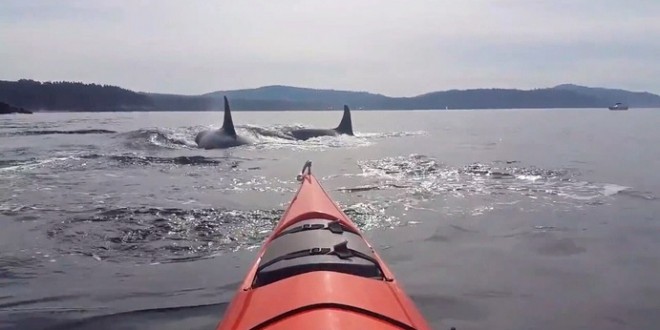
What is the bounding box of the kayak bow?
[216,161,431,330]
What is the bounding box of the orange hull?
[216,162,431,330]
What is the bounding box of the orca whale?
[289,105,354,140]
[195,96,252,149]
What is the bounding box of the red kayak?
[216,161,431,330]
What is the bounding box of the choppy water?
[1,109,659,330]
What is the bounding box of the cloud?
[1,0,659,95]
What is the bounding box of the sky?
[1,0,659,96]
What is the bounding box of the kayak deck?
[253,217,383,287]
[216,162,430,330]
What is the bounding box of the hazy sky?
[1,0,659,96]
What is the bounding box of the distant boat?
[608,102,629,111]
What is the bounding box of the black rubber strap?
[331,240,379,265]
[257,241,379,273]
[276,220,358,237]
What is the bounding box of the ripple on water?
[46,202,400,264]
[0,129,117,137]
[338,154,635,216]
[0,153,240,175]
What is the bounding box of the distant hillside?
[196,84,660,110]
[149,91,324,111]
[384,88,601,109]
[552,84,660,107]
[0,79,153,111]
[204,85,391,109]
[2,79,659,111]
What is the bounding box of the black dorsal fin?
[335,105,353,135]
[222,96,237,137]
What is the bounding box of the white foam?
[516,175,542,181]
[601,184,630,196]
[0,156,75,172]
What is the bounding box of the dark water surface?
[1,109,659,330]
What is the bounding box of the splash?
[118,128,198,150]
[114,124,424,152]
[240,124,378,151]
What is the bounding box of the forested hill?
[0,79,153,111]
[2,79,659,112]
[552,84,660,107]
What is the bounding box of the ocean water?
[1,108,659,330]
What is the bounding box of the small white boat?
[608,102,629,110]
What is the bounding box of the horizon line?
[4,78,659,98]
